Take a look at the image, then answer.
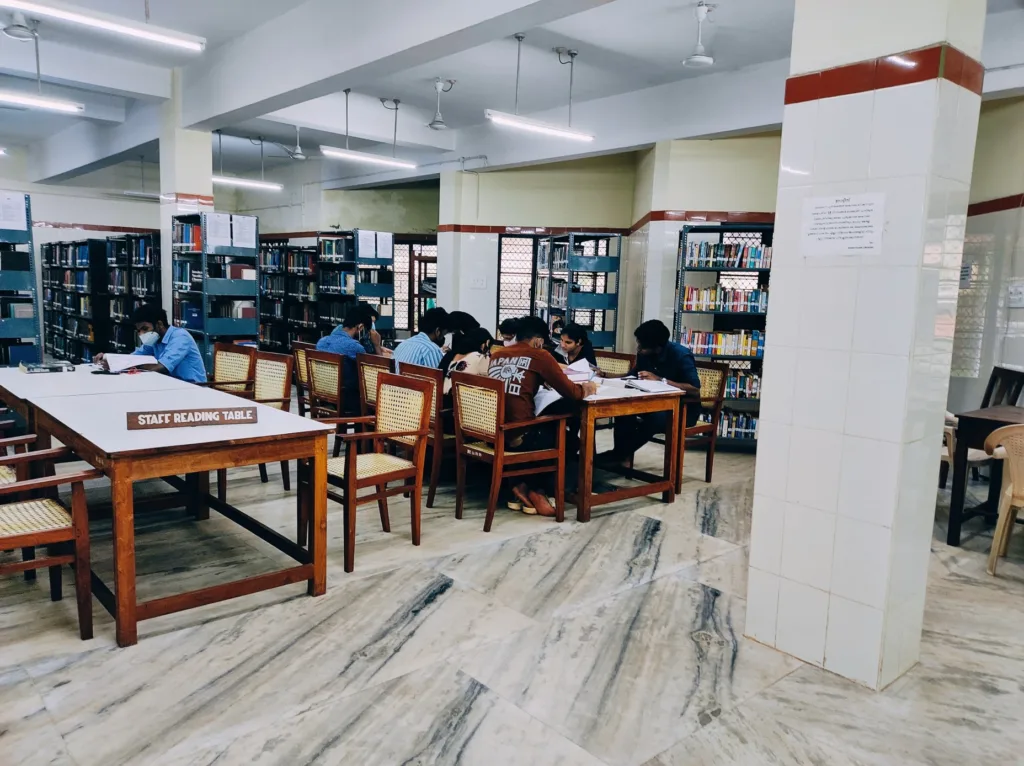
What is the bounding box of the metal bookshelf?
[533,232,621,348]
[106,233,161,353]
[258,239,318,351]
[172,212,260,371]
[674,222,773,451]
[42,239,110,364]
[0,193,41,365]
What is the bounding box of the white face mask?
[504,339,516,347]
[138,330,160,347]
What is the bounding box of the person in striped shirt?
[393,307,450,370]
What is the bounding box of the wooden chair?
[291,341,316,417]
[254,351,294,491]
[399,363,455,508]
[594,350,636,377]
[357,354,396,417]
[306,350,354,458]
[450,372,569,532]
[676,362,728,490]
[300,372,432,572]
[982,366,1024,408]
[0,435,102,640]
[983,425,1020,575]
[202,342,257,395]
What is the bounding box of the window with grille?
[497,236,537,328]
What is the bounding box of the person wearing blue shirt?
[318,308,371,415]
[601,319,702,463]
[95,303,208,384]
[392,307,449,370]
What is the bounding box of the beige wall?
[442,154,637,229]
[655,135,782,212]
[968,97,1024,204]
[321,187,439,234]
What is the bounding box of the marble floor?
[1,442,1023,765]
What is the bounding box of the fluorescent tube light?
[319,145,418,170]
[0,1,205,51]
[0,148,6,156]
[212,175,283,192]
[484,109,593,142]
[0,90,83,113]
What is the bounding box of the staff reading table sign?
[127,406,258,430]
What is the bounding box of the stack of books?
[682,285,768,313]
[680,329,764,358]
[685,241,772,269]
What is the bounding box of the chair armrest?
[200,379,255,389]
[945,411,959,427]
[316,415,375,426]
[499,412,572,432]
[0,434,37,449]
[338,428,430,442]
[0,469,104,497]
[255,397,292,405]
[0,447,71,467]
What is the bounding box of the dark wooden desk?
[948,405,1024,545]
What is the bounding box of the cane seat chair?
[594,350,635,377]
[291,341,316,417]
[203,343,256,395]
[398,363,455,508]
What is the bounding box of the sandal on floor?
[511,484,537,515]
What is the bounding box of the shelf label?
[0,192,27,231]
[127,406,258,430]
[800,193,885,257]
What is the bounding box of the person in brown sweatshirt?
[488,316,599,515]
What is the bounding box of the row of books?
[321,238,354,259]
[725,372,761,400]
[684,241,773,269]
[43,243,95,267]
[111,297,143,322]
[212,300,257,319]
[62,271,91,292]
[107,237,158,267]
[708,412,758,440]
[261,275,286,296]
[110,324,136,351]
[260,248,286,271]
[173,222,203,251]
[172,261,200,289]
[680,329,765,358]
[261,299,285,319]
[286,250,315,274]
[319,272,356,295]
[681,286,768,313]
[291,280,317,300]
[288,304,317,327]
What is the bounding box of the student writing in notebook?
[599,319,701,464]
[94,303,207,384]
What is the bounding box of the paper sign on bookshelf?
[0,192,27,231]
[800,193,885,257]
[232,215,257,249]
[376,231,394,260]
[206,213,232,250]
[357,229,377,258]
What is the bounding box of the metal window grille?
[497,236,537,328]
[393,243,410,331]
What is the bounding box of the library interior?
[0,0,1023,763]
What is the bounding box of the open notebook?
[104,353,158,373]
[625,378,677,394]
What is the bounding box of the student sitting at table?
[443,327,494,395]
[95,303,207,384]
[438,310,481,372]
[347,302,390,357]
[558,322,598,367]
[489,316,599,516]
[600,319,701,464]
[392,307,449,370]
[316,307,371,416]
[498,317,520,346]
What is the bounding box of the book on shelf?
[699,410,759,439]
[680,329,764,358]
[725,372,761,400]
[287,250,315,274]
[260,247,286,271]
[320,238,352,259]
[684,241,772,270]
[62,270,91,292]
[682,285,768,313]
[173,222,203,250]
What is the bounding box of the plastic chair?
[450,372,569,532]
[300,372,432,572]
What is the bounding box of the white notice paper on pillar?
[357,229,377,259]
[800,193,885,257]
[206,213,232,250]
[1008,280,1024,308]
[0,192,27,231]
[959,264,972,290]
[231,215,257,249]
[376,231,394,260]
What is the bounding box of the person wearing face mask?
[392,307,449,371]
[316,307,372,416]
[341,302,391,357]
[95,303,207,383]
[437,310,481,372]
[498,317,520,346]
[487,316,599,516]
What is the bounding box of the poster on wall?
[0,192,27,231]
[800,193,885,257]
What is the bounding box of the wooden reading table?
[0,368,331,646]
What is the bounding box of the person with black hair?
[393,307,450,369]
[345,303,388,357]
[438,310,482,371]
[443,327,493,395]
[316,308,371,415]
[602,319,701,463]
[559,323,597,367]
[489,316,599,516]
[498,317,520,346]
[95,303,206,383]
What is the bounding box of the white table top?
[32,385,332,456]
[584,380,686,403]
[0,366,194,402]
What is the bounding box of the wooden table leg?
[110,466,138,647]
[188,471,210,521]
[663,400,679,504]
[948,435,969,546]
[309,435,327,596]
[577,408,595,523]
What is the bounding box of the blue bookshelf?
[0,193,42,365]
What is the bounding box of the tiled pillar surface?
[159,70,213,310]
[747,0,987,689]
